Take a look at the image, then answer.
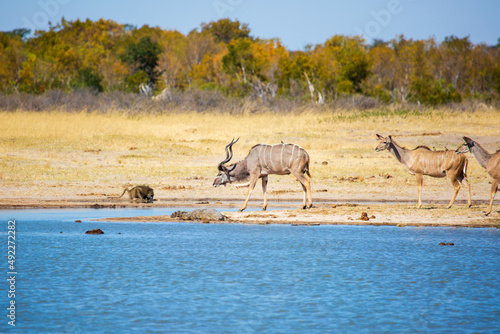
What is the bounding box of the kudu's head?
[213,138,239,187]
[456,136,474,154]
[375,134,392,152]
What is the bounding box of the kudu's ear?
[462,136,473,146]
[376,134,383,140]
[388,135,393,142]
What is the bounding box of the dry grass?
[0,108,499,205]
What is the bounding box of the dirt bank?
[1,179,498,228]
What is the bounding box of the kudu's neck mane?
[393,139,431,151]
[227,159,249,182]
[469,140,493,169]
[388,139,408,164]
[389,139,431,164]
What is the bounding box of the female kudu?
[457,137,500,216]
[375,134,471,209]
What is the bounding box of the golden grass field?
[0,108,499,225]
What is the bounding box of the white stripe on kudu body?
[258,145,269,171]
[269,145,275,171]
[289,144,296,166]
[214,139,312,212]
[280,144,285,170]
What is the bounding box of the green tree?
[4,28,31,40]
[201,19,250,44]
[0,31,27,92]
[157,30,188,89]
[71,67,104,92]
[222,38,255,84]
[120,36,162,87]
[440,36,473,93]
[309,35,371,99]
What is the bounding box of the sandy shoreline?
[95,202,499,228]
[2,195,498,228]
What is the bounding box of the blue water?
[1,208,499,333]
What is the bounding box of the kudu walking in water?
[375,134,471,208]
[457,137,500,216]
[213,138,313,211]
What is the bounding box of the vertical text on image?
[7,220,17,327]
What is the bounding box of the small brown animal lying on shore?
[108,186,154,203]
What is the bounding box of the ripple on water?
[1,209,499,333]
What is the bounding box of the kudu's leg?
[240,176,259,212]
[447,177,461,209]
[261,176,268,211]
[463,174,472,208]
[486,178,499,216]
[293,172,312,209]
[300,183,307,208]
[463,160,472,208]
[304,179,312,208]
[416,174,423,208]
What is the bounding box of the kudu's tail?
[462,158,468,178]
[458,157,468,182]
[304,160,311,178]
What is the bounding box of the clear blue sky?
[1,0,499,50]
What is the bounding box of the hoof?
[239,208,245,212]
[262,208,267,211]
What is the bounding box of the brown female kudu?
[213,138,313,211]
[375,134,471,209]
[457,137,500,216]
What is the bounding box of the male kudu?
[375,134,471,208]
[213,138,313,211]
[457,137,500,215]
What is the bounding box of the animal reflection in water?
[375,134,471,209]
[108,186,154,203]
[213,138,313,211]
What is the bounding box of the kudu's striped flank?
[213,138,312,211]
[375,134,471,209]
[457,137,500,216]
